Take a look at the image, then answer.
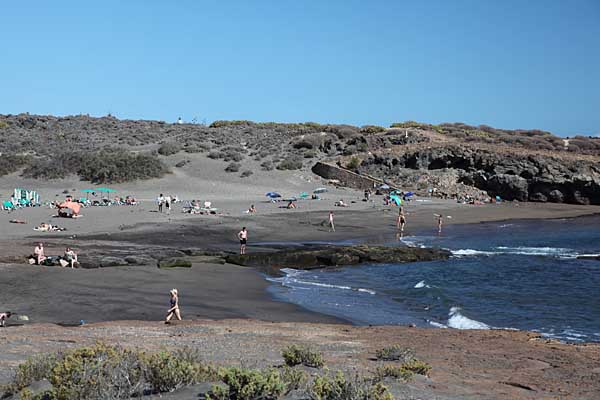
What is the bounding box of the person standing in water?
[328,211,335,232]
[437,214,443,234]
[165,288,181,323]
[238,227,248,255]
[397,207,406,232]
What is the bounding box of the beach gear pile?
[2,188,41,211]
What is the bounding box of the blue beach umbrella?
[404,192,414,197]
[265,192,281,198]
[313,188,328,194]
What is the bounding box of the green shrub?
[0,120,9,129]
[375,345,415,362]
[282,345,324,368]
[207,367,287,400]
[240,170,253,178]
[158,142,182,156]
[276,157,303,171]
[225,162,241,172]
[1,344,215,399]
[261,160,274,171]
[145,350,213,393]
[208,150,225,159]
[22,150,168,183]
[346,156,360,170]
[399,359,431,377]
[77,150,168,183]
[0,154,30,176]
[360,125,386,134]
[210,120,255,128]
[309,372,393,400]
[373,364,414,382]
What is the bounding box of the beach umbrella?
[299,192,309,199]
[404,192,414,197]
[313,188,328,194]
[265,192,281,198]
[81,189,95,199]
[96,188,116,193]
[379,184,390,190]
[390,195,402,206]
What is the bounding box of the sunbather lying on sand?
[34,222,66,232]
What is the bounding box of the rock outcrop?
[357,146,600,204]
[225,245,451,273]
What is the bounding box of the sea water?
[266,215,600,342]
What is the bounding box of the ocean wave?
[452,249,497,257]
[428,321,448,328]
[447,307,490,330]
[452,246,578,258]
[414,280,431,289]
[268,268,376,295]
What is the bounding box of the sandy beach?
[0,169,599,399]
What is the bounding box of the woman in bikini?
[165,289,181,323]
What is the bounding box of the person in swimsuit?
[165,288,181,323]
[328,211,335,232]
[157,194,164,213]
[397,207,406,232]
[64,247,78,268]
[238,227,248,255]
[437,214,443,234]
[34,243,46,265]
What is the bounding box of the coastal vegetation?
[281,345,325,368]
[1,343,414,400]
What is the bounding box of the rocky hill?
[0,113,598,204]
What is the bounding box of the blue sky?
[1,0,598,136]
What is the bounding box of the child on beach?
[238,227,248,254]
[165,289,181,323]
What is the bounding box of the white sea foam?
[414,280,426,288]
[451,249,496,257]
[268,268,375,295]
[428,321,448,328]
[447,307,490,330]
[495,246,574,256]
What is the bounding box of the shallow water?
[267,215,600,342]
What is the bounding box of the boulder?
[225,245,451,273]
[158,258,192,268]
[548,189,565,203]
[487,174,529,201]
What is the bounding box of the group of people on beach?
[157,194,179,213]
[32,243,78,268]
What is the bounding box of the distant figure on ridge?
[177,117,183,124]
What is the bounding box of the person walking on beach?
[157,194,164,213]
[328,211,335,232]
[238,227,248,255]
[437,214,443,234]
[397,207,406,232]
[0,312,11,327]
[165,195,171,214]
[165,288,181,323]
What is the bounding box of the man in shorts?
[238,227,248,255]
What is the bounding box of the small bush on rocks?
[158,142,182,156]
[240,170,253,178]
[375,345,415,362]
[276,156,303,171]
[206,367,288,400]
[309,372,393,400]
[225,162,241,172]
[261,160,274,171]
[282,345,325,368]
[373,364,414,382]
[346,156,361,170]
[360,125,386,134]
[399,359,431,377]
